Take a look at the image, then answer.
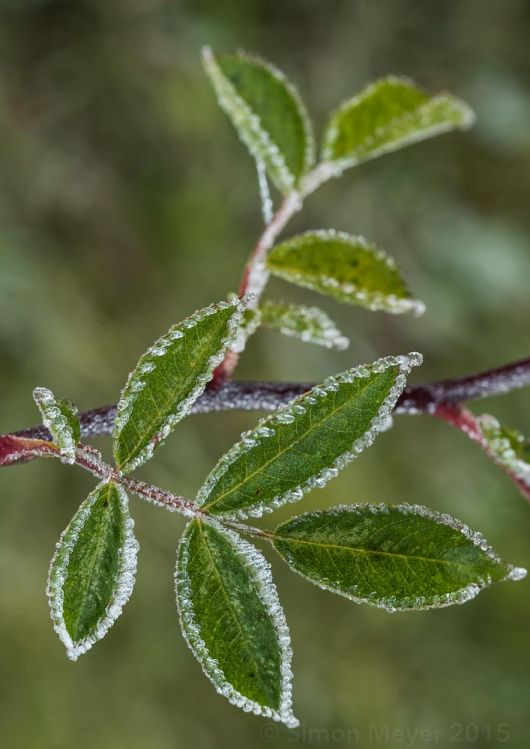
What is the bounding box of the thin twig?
[2,356,529,469]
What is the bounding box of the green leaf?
[478,414,530,487]
[260,300,349,351]
[197,353,422,518]
[267,230,424,315]
[322,75,475,169]
[273,504,526,611]
[113,298,246,472]
[33,386,81,464]
[202,46,314,194]
[47,480,139,660]
[176,519,297,727]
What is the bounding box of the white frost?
[47,481,139,661]
[113,296,249,472]
[175,519,298,728]
[196,352,423,519]
[33,386,78,464]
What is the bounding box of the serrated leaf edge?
[175,517,298,728]
[477,414,530,486]
[33,386,79,464]
[202,46,315,194]
[273,502,526,612]
[321,75,475,168]
[113,296,248,472]
[47,480,139,661]
[197,352,422,519]
[267,229,425,316]
[261,300,350,351]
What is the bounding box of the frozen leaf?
[196,353,422,519]
[113,298,247,472]
[202,47,314,194]
[176,519,297,727]
[47,480,139,660]
[273,504,526,611]
[478,414,530,487]
[322,76,475,169]
[33,386,80,464]
[260,299,349,350]
[231,307,262,354]
[267,230,424,315]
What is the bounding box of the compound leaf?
[196,353,422,518]
[273,504,526,611]
[176,519,297,727]
[267,230,424,315]
[113,298,246,472]
[202,46,314,194]
[322,76,475,169]
[260,300,349,350]
[47,480,139,660]
[33,387,80,464]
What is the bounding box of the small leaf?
[322,76,475,169]
[260,299,349,350]
[267,230,424,315]
[197,353,422,518]
[113,298,246,472]
[202,46,314,194]
[33,386,81,464]
[176,518,297,727]
[478,414,530,487]
[273,504,526,611]
[47,480,139,660]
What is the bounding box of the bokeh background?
[0,1,529,747]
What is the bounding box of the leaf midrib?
[194,521,274,703]
[203,373,391,512]
[66,483,119,640]
[273,532,486,572]
[335,97,448,164]
[116,314,230,468]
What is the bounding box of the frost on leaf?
[175,518,297,727]
[478,414,530,489]
[47,480,139,661]
[260,299,349,350]
[113,297,247,473]
[273,504,526,611]
[322,75,475,170]
[202,46,314,194]
[267,230,425,316]
[196,352,422,519]
[33,386,81,464]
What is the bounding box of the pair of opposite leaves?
[36,297,525,728]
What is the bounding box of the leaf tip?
[506,566,527,582]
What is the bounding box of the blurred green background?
[0,1,529,747]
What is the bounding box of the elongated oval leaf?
[273,504,526,611]
[202,47,314,194]
[113,298,246,472]
[267,230,424,315]
[478,414,530,488]
[33,387,80,464]
[260,300,349,351]
[197,353,422,518]
[47,480,139,660]
[322,76,475,169]
[176,519,297,727]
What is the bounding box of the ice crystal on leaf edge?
[196,352,423,520]
[47,481,139,661]
[175,518,298,728]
